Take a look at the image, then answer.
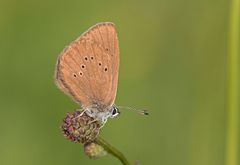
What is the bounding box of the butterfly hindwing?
[55,22,119,108]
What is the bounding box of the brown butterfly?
[55,22,120,123]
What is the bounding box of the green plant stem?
[96,136,130,165]
[226,0,239,165]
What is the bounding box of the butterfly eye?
[111,107,119,118]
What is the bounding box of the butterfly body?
[55,22,120,124]
[84,104,118,122]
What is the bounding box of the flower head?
[62,110,102,144]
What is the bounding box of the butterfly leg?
[78,109,87,116]
[73,108,86,119]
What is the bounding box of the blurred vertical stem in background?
[226,0,239,165]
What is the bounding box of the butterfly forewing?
[55,22,119,108]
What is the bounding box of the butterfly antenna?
[118,106,149,115]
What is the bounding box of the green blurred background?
[0,0,238,165]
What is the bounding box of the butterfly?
[55,22,120,123]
